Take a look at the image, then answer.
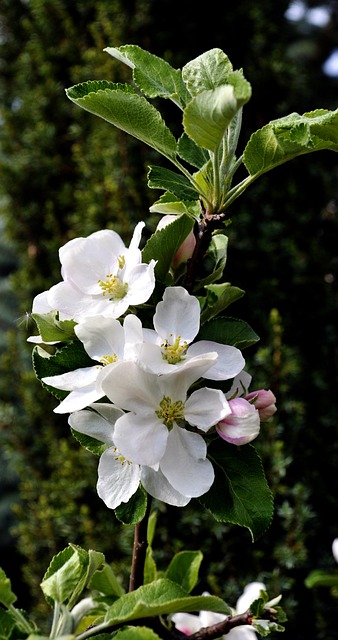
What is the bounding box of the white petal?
[123,313,143,357]
[42,366,99,391]
[99,361,163,412]
[75,316,125,361]
[333,538,338,563]
[156,353,219,402]
[54,386,103,414]
[227,370,252,398]
[153,286,200,343]
[128,220,145,252]
[32,290,54,314]
[59,230,124,294]
[171,612,202,634]
[140,467,190,507]
[124,261,156,305]
[68,407,122,444]
[188,341,245,380]
[114,412,168,466]
[160,426,214,497]
[185,388,231,430]
[97,447,141,509]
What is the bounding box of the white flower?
[97,357,231,498]
[69,403,193,508]
[42,314,143,413]
[332,538,338,563]
[31,222,156,322]
[172,583,266,639]
[139,286,245,379]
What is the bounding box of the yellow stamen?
[161,334,188,364]
[100,354,118,366]
[156,395,185,428]
[98,273,128,300]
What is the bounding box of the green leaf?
[197,234,228,288]
[104,45,190,108]
[199,283,245,323]
[142,214,195,283]
[0,609,16,640]
[0,568,16,607]
[104,578,231,625]
[182,49,234,96]
[177,133,209,168]
[114,486,148,525]
[31,311,76,342]
[200,442,274,541]
[143,546,157,586]
[149,192,200,218]
[115,627,162,640]
[66,82,177,162]
[88,563,125,597]
[243,108,338,178]
[32,341,95,398]
[198,316,260,350]
[165,551,203,593]
[147,165,198,200]
[304,569,338,589]
[70,428,107,456]
[183,85,238,152]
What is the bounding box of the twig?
[129,497,152,592]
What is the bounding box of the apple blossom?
[69,403,195,507]
[228,370,277,420]
[332,538,338,563]
[96,357,231,497]
[140,286,245,379]
[31,222,156,322]
[41,313,143,413]
[216,397,260,445]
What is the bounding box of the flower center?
[113,446,131,465]
[156,395,185,428]
[98,273,128,300]
[161,334,188,364]
[99,353,118,366]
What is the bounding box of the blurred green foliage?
[1,1,338,638]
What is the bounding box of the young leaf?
[183,85,238,152]
[115,628,162,640]
[177,132,209,168]
[197,316,260,350]
[149,193,200,218]
[243,108,338,178]
[199,283,245,322]
[199,442,274,541]
[196,234,228,288]
[32,341,96,398]
[31,311,76,342]
[0,609,16,640]
[66,83,177,162]
[142,214,195,283]
[0,568,16,607]
[104,578,231,625]
[70,428,107,456]
[41,546,89,605]
[165,551,203,593]
[104,45,190,108]
[88,563,125,597]
[182,49,233,96]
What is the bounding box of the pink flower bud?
[156,215,196,268]
[216,397,260,445]
[245,389,277,420]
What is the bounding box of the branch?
[129,497,152,592]
[189,611,253,639]
[183,211,228,293]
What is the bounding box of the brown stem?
[188,611,253,639]
[129,497,152,592]
[183,211,228,293]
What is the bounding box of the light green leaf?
[104,578,231,625]
[88,562,125,597]
[305,569,338,589]
[165,551,203,593]
[199,283,245,323]
[105,45,190,108]
[200,442,274,541]
[142,214,195,283]
[0,609,16,640]
[114,486,148,525]
[149,193,200,218]
[147,165,198,200]
[198,316,260,350]
[143,547,157,586]
[0,568,16,607]
[182,48,233,96]
[31,311,76,342]
[115,627,162,640]
[70,427,107,456]
[66,82,177,161]
[243,108,338,178]
[183,85,237,152]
